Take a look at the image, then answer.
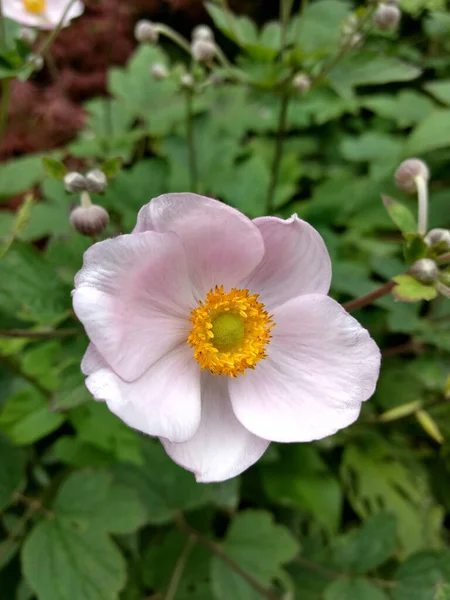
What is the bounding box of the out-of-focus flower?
[73,194,381,483]
[134,19,158,44]
[410,258,439,284]
[3,0,84,30]
[64,171,86,193]
[180,73,194,89]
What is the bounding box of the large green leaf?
[325,578,389,600]
[393,550,450,600]
[22,519,126,600]
[407,110,450,154]
[211,510,299,600]
[0,155,46,200]
[0,433,26,511]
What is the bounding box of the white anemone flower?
[3,0,84,30]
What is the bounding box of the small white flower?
[3,0,84,30]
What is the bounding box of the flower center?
[188,286,274,377]
[23,0,46,14]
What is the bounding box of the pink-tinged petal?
[81,343,106,376]
[161,373,269,482]
[46,0,84,26]
[3,0,83,29]
[73,231,196,382]
[230,295,380,443]
[134,193,265,297]
[85,346,201,443]
[242,215,332,308]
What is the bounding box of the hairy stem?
[343,281,395,312]
[185,90,198,193]
[265,92,290,214]
[176,515,278,600]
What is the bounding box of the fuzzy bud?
[374,4,401,31]
[151,63,168,81]
[410,259,439,285]
[85,169,108,194]
[64,172,87,193]
[293,73,311,94]
[424,228,450,250]
[395,158,429,194]
[134,20,158,44]
[70,205,109,237]
[192,24,214,42]
[18,27,36,45]
[191,39,216,63]
[28,53,44,72]
[180,73,194,89]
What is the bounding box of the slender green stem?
[36,0,78,56]
[265,92,290,214]
[165,537,195,600]
[343,280,395,312]
[0,77,10,147]
[80,190,92,208]
[155,24,191,54]
[185,90,198,193]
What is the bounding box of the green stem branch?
[165,536,195,600]
[155,24,191,54]
[343,280,395,312]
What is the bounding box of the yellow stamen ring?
[188,286,274,377]
[23,0,46,14]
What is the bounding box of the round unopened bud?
[151,63,168,81]
[180,73,194,89]
[374,4,401,31]
[395,158,429,194]
[293,73,311,94]
[85,169,108,194]
[134,20,158,44]
[424,228,450,250]
[28,53,44,71]
[410,258,439,285]
[18,27,36,45]
[64,172,87,193]
[70,205,109,237]
[191,39,216,63]
[192,24,214,42]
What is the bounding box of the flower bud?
[410,258,439,285]
[85,169,108,194]
[191,39,216,63]
[151,63,168,81]
[374,4,401,31]
[180,73,194,89]
[18,27,36,45]
[293,73,311,94]
[70,205,109,237]
[424,228,450,250]
[192,24,214,42]
[64,172,87,193]
[395,158,429,194]
[28,53,44,72]
[134,20,158,44]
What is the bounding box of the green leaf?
[53,469,147,534]
[382,195,417,234]
[42,158,68,181]
[424,80,450,106]
[415,409,445,444]
[51,364,91,411]
[0,194,35,259]
[114,439,212,524]
[0,433,26,511]
[0,387,65,446]
[294,0,351,56]
[332,513,397,574]
[403,234,428,264]
[101,157,122,179]
[22,518,126,600]
[393,275,437,302]
[393,550,450,600]
[325,578,389,600]
[262,445,342,533]
[211,510,299,600]
[407,110,450,154]
[0,155,46,199]
[360,90,435,128]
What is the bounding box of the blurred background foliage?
[1,0,450,599]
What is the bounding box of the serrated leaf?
[332,513,397,575]
[42,158,67,181]
[415,410,444,444]
[382,195,417,234]
[211,510,299,600]
[0,433,26,511]
[393,275,437,302]
[325,578,389,600]
[22,518,126,600]
[114,439,212,524]
[101,157,122,179]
